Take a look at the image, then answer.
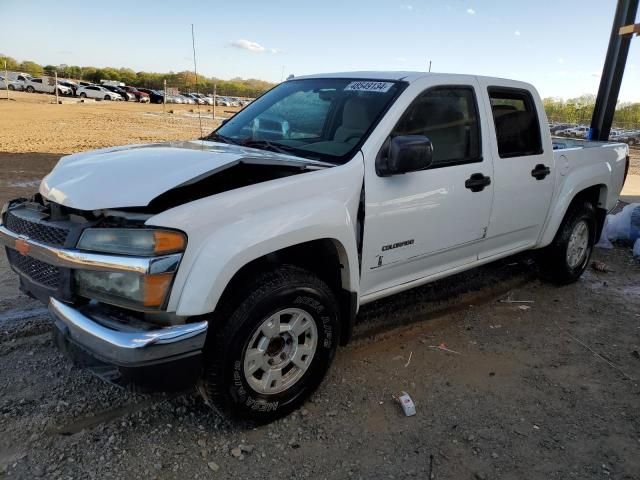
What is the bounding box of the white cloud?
[514,30,521,36]
[466,8,475,15]
[557,57,564,64]
[401,4,413,10]
[231,39,279,53]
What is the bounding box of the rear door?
[476,80,554,258]
[360,77,494,296]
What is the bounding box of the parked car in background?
[57,80,78,96]
[122,86,150,103]
[137,88,164,104]
[24,77,73,96]
[0,75,23,91]
[77,84,123,100]
[216,96,232,107]
[5,72,32,90]
[103,85,134,101]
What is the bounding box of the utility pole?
[589,0,639,141]
[163,79,167,114]
[428,60,432,72]
[54,71,59,104]
[213,83,217,120]
[4,60,9,100]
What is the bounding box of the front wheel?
[104,95,111,101]
[539,202,596,284]
[26,86,35,93]
[79,92,87,98]
[8,84,14,91]
[201,265,340,423]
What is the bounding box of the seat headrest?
[342,98,371,129]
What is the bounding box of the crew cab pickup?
[0,72,629,422]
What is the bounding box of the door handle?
[531,164,551,180]
[465,173,491,192]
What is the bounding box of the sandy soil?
[0,90,639,479]
[0,91,236,154]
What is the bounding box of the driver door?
[360,79,494,297]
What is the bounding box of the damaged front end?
[0,195,204,391]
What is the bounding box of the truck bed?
[551,137,623,150]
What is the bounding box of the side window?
[392,86,481,168]
[488,87,542,158]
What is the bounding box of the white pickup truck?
[0,72,629,422]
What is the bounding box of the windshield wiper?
[239,139,295,155]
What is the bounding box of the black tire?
[539,201,596,284]
[80,92,87,98]
[104,95,110,101]
[8,84,14,91]
[26,86,35,93]
[202,265,340,423]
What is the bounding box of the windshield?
[209,78,406,163]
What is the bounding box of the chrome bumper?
[49,298,208,365]
[0,224,181,275]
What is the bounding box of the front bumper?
[50,298,208,390]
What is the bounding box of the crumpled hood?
[40,140,323,210]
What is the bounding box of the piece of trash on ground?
[404,351,413,368]
[597,203,640,249]
[518,305,531,311]
[591,260,612,273]
[499,293,534,304]
[489,324,502,329]
[428,343,462,355]
[394,391,416,417]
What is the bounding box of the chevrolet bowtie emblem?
[15,237,30,256]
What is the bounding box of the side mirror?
[376,135,433,176]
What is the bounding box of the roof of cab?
[293,71,428,82]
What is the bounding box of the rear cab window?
[488,87,542,158]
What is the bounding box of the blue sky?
[1,0,638,100]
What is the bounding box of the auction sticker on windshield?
[344,81,394,93]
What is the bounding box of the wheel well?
[568,184,608,241]
[215,239,356,346]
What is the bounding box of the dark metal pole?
[589,0,639,141]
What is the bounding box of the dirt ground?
[0,92,639,480]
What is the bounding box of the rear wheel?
[201,265,340,423]
[8,84,14,91]
[539,202,596,284]
[104,95,111,101]
[80,92,87,98]
[26,86,35,93]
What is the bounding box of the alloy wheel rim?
[566,220,589,268]
[243,308,318,395]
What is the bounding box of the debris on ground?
[597,203,640,249]
[428,343,462,355]
[499,293,534,304]
[404,351,413,367]
[591,260,612,273]
[518,305,531,311]
[394,391,416,417]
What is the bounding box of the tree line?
[544,94,640,130]
[0,54,275,98]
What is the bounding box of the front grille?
[7,248,60,289]
[5,210,70,247]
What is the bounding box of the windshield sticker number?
[344,81,394,93]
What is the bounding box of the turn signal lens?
[153,231,186,255]
[143,272,175,307]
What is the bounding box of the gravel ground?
[0,95,639,479]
